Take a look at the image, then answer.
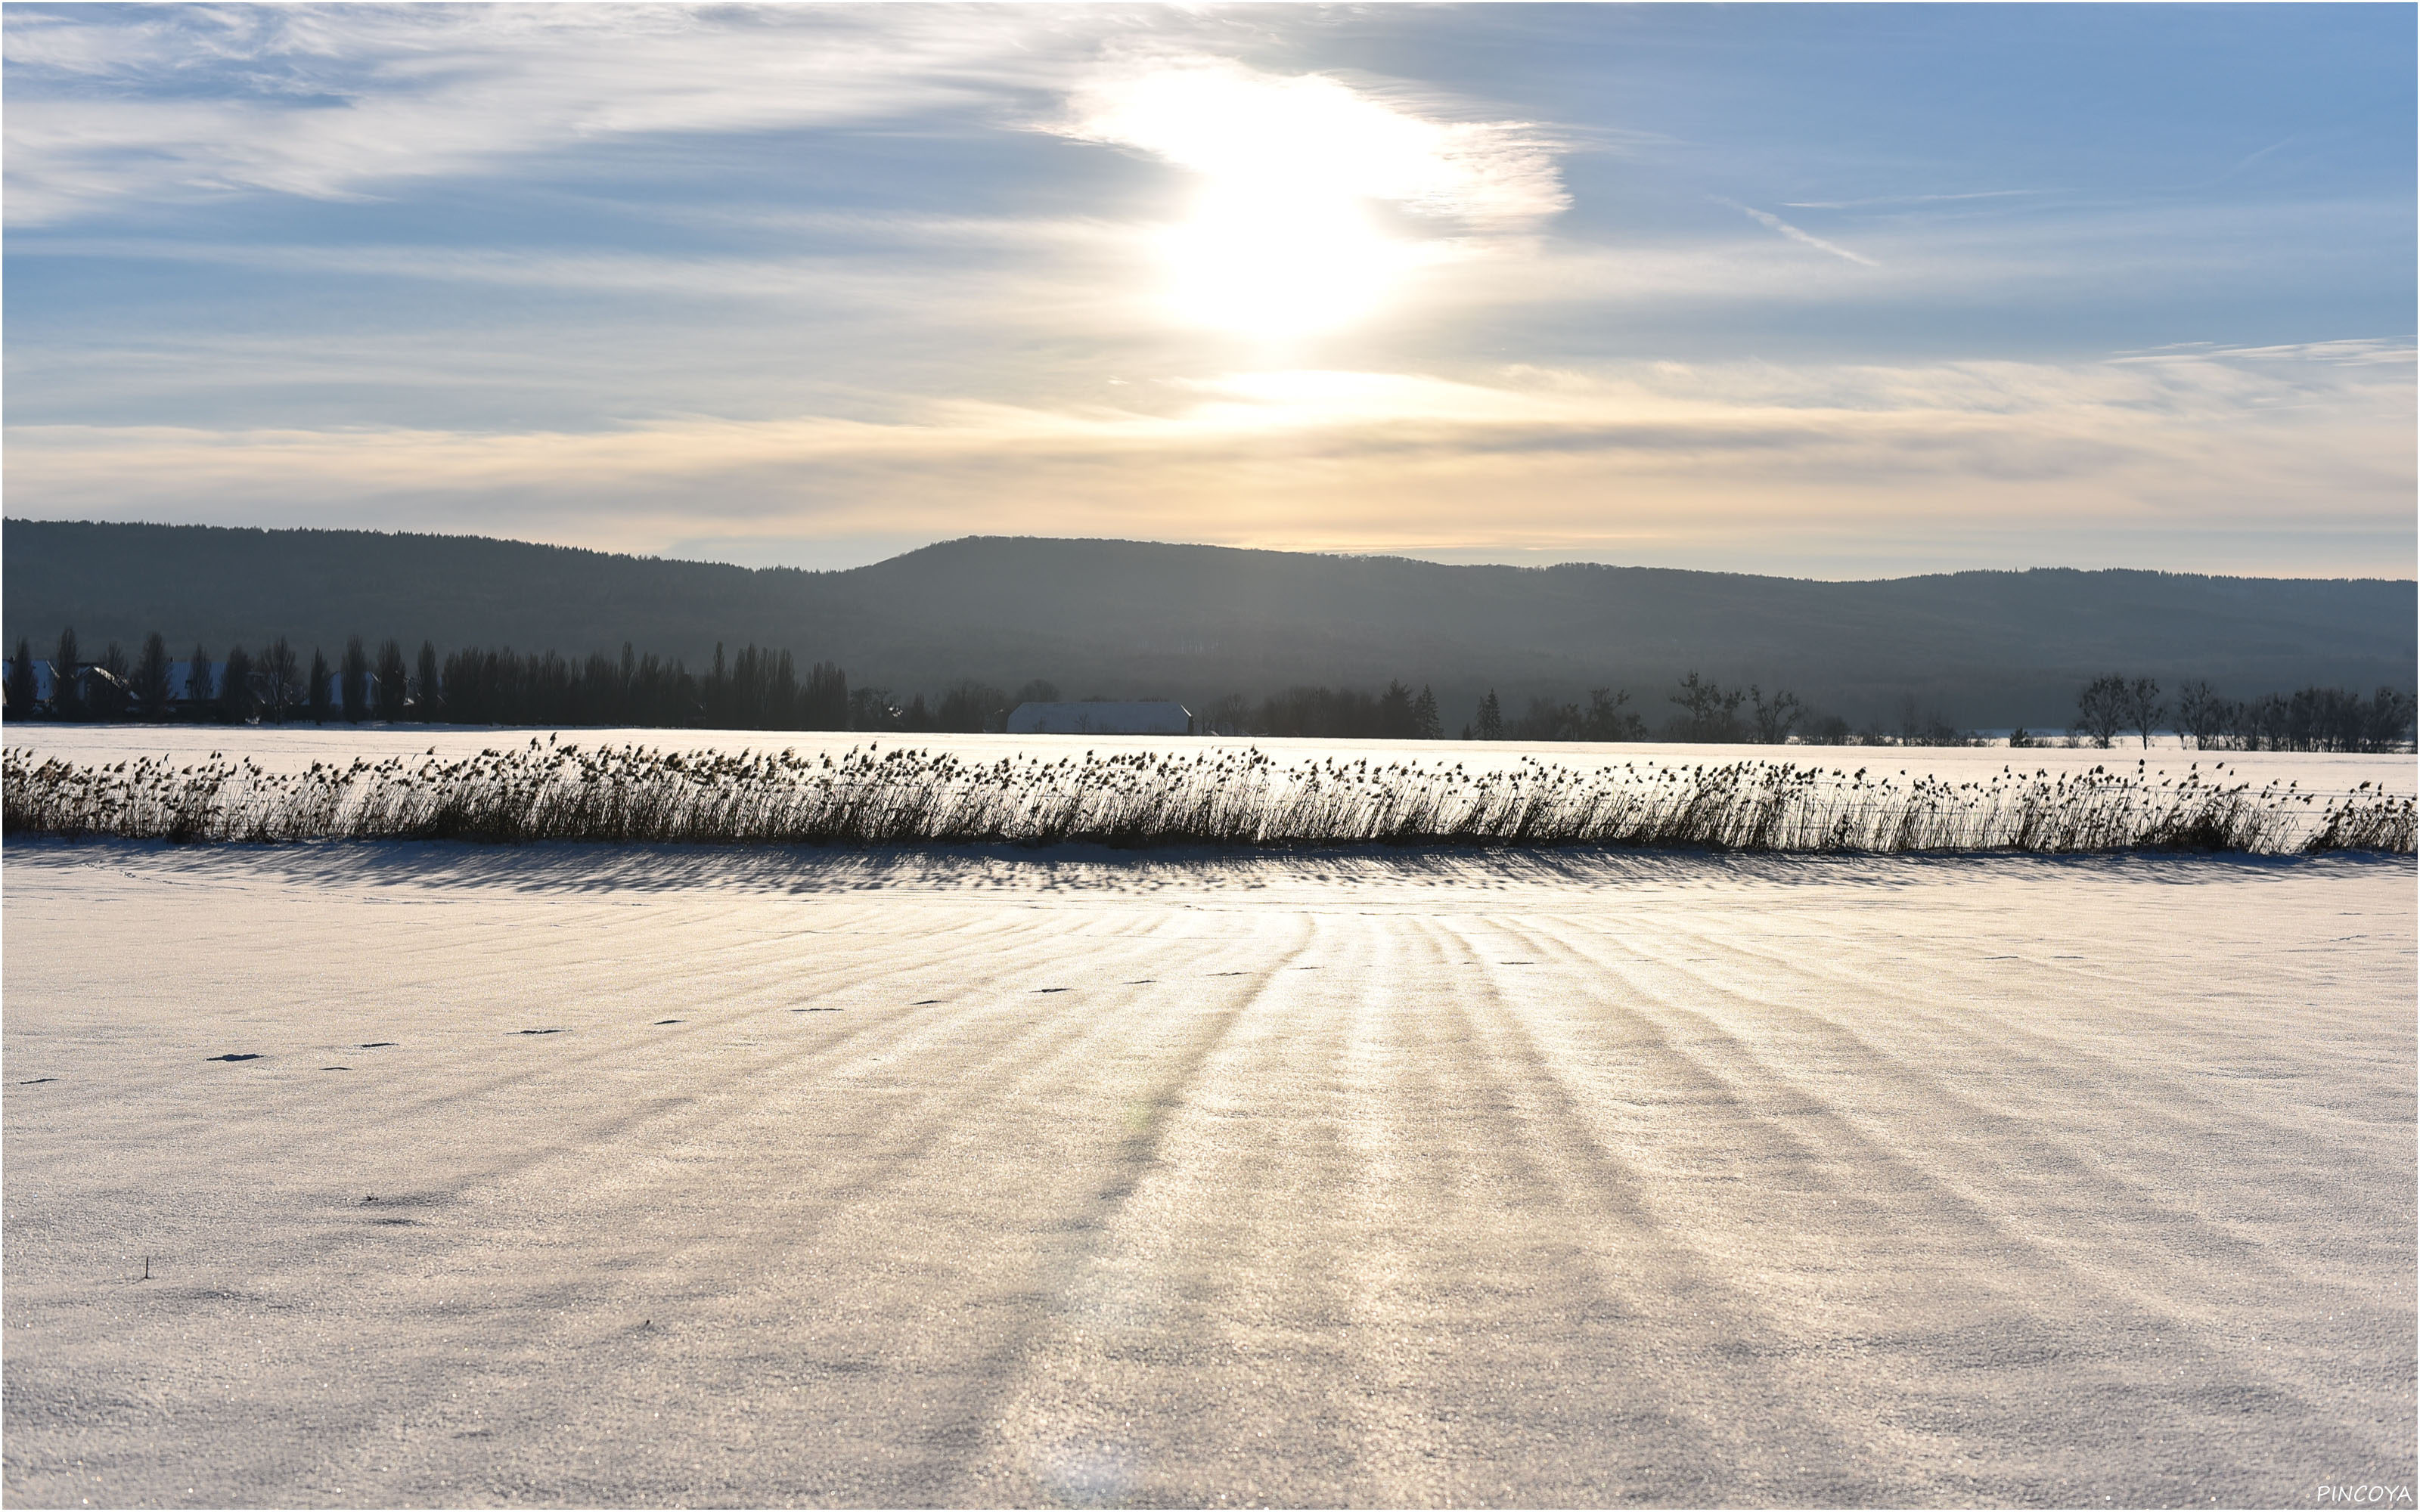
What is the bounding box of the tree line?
[9,624,2409,753]
[3,627,869,731]
[2068,675,2413,752]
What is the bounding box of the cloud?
[1053,53,1568,234]
[1730,202,1879,267]
[2,5,1078,225]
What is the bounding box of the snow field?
[2,842,2412,1504]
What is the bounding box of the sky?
[5,3,2413,579]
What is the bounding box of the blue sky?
[5,3,2412,578]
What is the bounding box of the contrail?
[1730,200,1879,267]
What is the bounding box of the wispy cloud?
[2,5,1082,225]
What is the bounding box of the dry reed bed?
[5,740,2412,854]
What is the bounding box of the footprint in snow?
[358,1042,396,1049]
[653,1018,684,1025]
[794,1005,843,1012]
[910,999,942,1005]
[1036,987,1071,994]
[514,1029,565,1036]
[17,1077,59,1085]
[322,1066,351,1071]
[205,1053,262,1062]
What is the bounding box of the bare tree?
[1748,684,1803,745]
[1668,672,1745,742]
[2072,674,2127,748]
[2124,676,2164,749]
[2172,680,2231,749]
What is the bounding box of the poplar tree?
[5,640,36,720]
[51,627,82,720]
[133,633,173,718]
[260,637,303,722]
[340,637,370,723]
[374,640,408,720]
[219,646,256,723]
[185,644,215,710]
[307,648,334,724]
[414,641,442,721]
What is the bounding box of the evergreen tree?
[414,641,441,721]
[340,637,369,723]
[307,648,334,724]
[51,627,83,720]
[185,644,215,709]
[1474,689,1503,740]
[133,632,173,719]
[1410,685,1441,739]
[5,639,36,720]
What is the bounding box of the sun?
[1159,182,1409,339]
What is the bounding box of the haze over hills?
[5,519,2412,730]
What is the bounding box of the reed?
[5,741,2410,855]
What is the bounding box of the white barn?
[1007,701,1194,736]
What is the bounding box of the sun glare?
[1161,183,1406,339]
[1063,58,1562,341]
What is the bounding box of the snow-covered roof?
[1006,700,1194,736]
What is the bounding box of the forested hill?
[6,519,2412,728]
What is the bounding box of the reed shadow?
[8,835,2405,900]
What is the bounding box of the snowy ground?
[4,829,2412,1506]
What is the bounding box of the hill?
[5,519,2412,729]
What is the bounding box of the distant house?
[17,660,120,714]
[1006,700,1194,736]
